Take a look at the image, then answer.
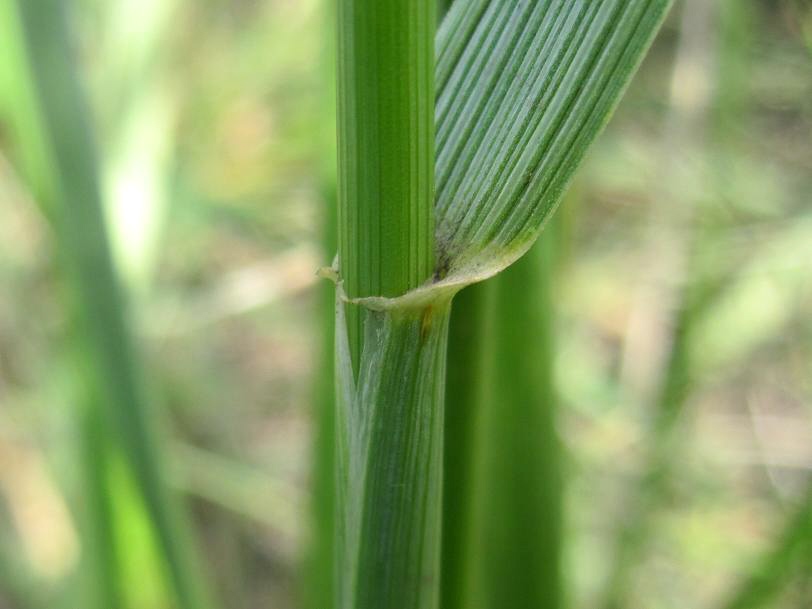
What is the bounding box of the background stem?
[478,233,563,609]
[441,281,492,609]
[442,224,563,609]
[303,0,338,607]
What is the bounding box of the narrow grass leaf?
[434,0,672,286]
[0,2,214,608]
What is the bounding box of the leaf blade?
[436,0,672,277]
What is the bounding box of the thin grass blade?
[433,0,673,284]
[0,2,214,608]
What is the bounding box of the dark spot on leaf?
[420,306,433,341]
[434,244,451,281]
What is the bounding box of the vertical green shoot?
[477,234,563,609]
[335,2,439,609]
[337,0,436,366]
[306,183,337,609]
[442,234,564,609]
[441,280,492,609]
[303,0,339,606]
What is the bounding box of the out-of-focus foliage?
[0,1,809,608]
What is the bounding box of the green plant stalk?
[337,0,436,366]
[720,483,812,609]
[478,233,563,609]
[306,178,338,609]
[304,0,338,606]
[336,1,439,608]
[0,2,213,608]
[78,397,124,609]
[335,2,671,607]
[442,229,563,609]
[441,280,492,609]
[335,300,450,609]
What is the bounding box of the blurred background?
[0,0,810,608]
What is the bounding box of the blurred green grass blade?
[442,232,564,609]
[441,280,493,609]
[304,2,337,608]
[0,2,214,608]
[435,0,672,278]
[78,399,125,609]
[720,484,812,609]
[107,446,177,608]
[0,0,55,218]
[80,394,173,609]
[715,0,755,131]
[476,233,563,609]
[0,4,124,608]
[306,180,338,609]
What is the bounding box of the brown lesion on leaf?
[522,168,535,191]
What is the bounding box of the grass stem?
[337,0,436,367]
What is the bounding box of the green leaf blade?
[436,0,672,278]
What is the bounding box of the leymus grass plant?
[333,1,672,608]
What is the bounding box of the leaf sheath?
[336,300,450,609]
